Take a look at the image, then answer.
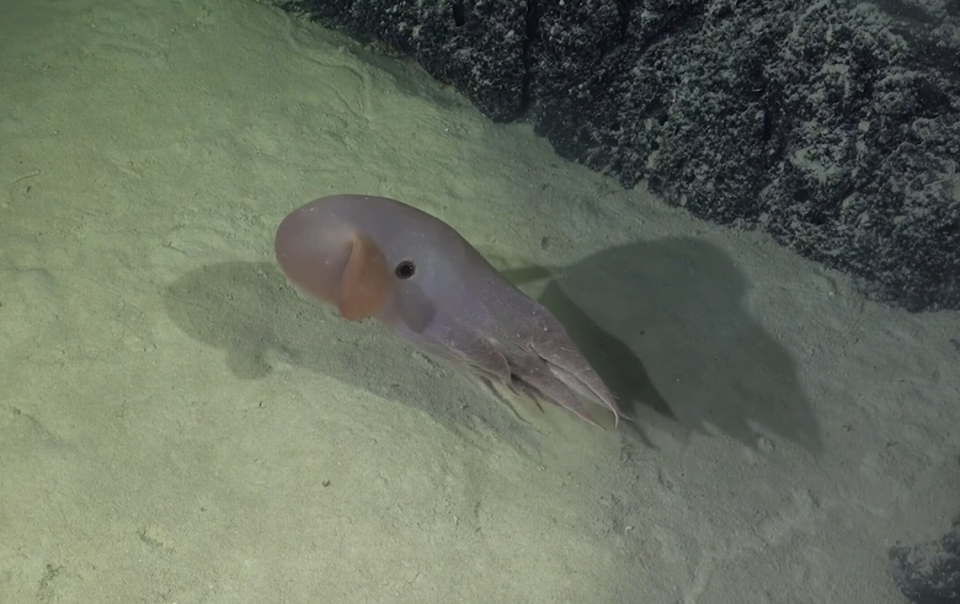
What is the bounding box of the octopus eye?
[394,260,416,279]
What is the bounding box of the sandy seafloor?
[1,0,959,603]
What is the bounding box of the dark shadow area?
[163,235,820,455]
[506,237,822,455]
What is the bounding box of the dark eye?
[394,260,416,279]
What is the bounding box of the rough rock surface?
[278,0,960,312]
[890,520,960,604]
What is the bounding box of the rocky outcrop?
[890,517,960,604]
[278,0,960,312]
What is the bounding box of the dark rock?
[276,0,960,312]
[890,521,960,604]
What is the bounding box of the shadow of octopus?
[506,236,821,456]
